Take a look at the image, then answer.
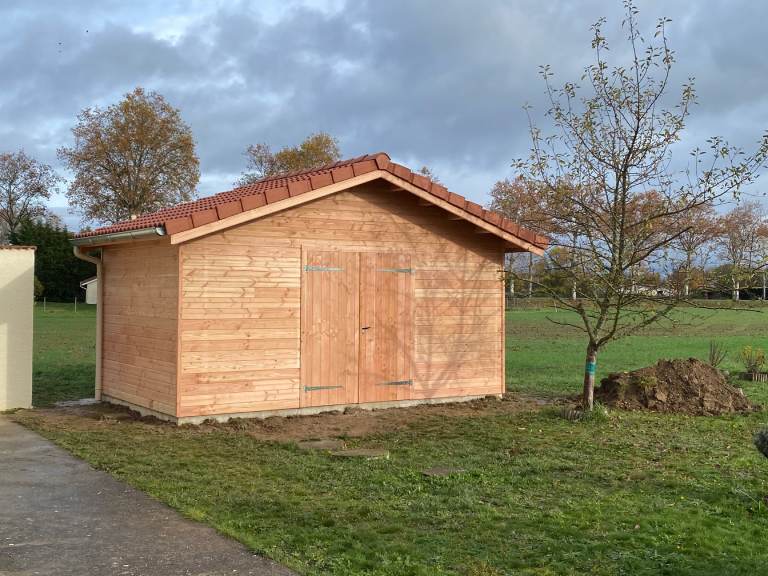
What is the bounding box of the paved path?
[0,416,295,576]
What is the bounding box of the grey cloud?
[1,0,767,213]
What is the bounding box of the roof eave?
[378,172,547,255]
[70,226,166,247]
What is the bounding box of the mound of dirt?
[595,358,759,415]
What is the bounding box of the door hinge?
[304,265,344,272]
[304,385,344,392]
[377,379,413,386]
[377,267,413,274]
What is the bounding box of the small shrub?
[740,346,766,375]
[34,276,44,300]
[708,340,728,368]
[755,429,768,459]
[581,401,610,423]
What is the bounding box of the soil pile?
[595,358,759,415]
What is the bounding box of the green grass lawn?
[32,302,96,406]
[506,307,768,399]
[17,304,768,575]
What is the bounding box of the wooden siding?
[101,239,178,416]
[178,181,506,417]
[358,252,415,403]
[300,250,360,408]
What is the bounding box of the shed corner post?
[73,246,103,401]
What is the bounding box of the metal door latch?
[377,379,413,386]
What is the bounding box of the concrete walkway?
[0,416,295,576]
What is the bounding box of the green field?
[32,302,96,406]
[16,303,768,575]
[505,306,768,398]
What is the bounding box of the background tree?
[489,176,552,298]
[238,132,341,185]
[510,2,768,409]
[11,217,95,301]
[417,166,441,184]
[671,204,717,297]
[0,150,60,242]
[713,202,768,300]
[59,87,199,224]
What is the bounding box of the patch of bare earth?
[596,358,760,416]
[14,393,564,441]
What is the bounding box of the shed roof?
[73,153,548,252]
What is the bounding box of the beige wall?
[0,247,35,410]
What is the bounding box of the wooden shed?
[72,153,547,423]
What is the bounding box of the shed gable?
[73,153,548,254]
[176,182,506,418]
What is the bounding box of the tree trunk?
[504,269,512,308]
[582,344,597,411]
[763,272,766,301]
[571,281,577,301]
[527,252,533,298]
[683,282,689,298]
[733,279,740,301]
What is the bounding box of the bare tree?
[489,176,552,298]
[238,132,341,185]
[714,202,768,301]
[0,150,60,241]
[510,2,768,409]
[59,87,199,224]
[671,204,717,297]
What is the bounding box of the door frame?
[299,248,415,407]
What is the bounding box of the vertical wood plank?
[300,250,359,407]
[359,252,414,403]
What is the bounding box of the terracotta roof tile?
[288,179,312,196]
[430,183,449,200]
[265,186,289,204]
[309,172,333,189]
[465,201,484,218]
[352,159,377,176]
[411,174,431,191]
[391,163,412,181]
[241,193,266,211]
[73,152,548,250]
[191,208,218,227]
[165,216,193,235]
[448,193,467,209]
[331,165,354,182]
[216,200,242,220]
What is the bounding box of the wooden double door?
[300,250,414,407]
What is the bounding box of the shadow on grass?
[33,363,95,406]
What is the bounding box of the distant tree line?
[492,182,768,303]
[9,218,95,301]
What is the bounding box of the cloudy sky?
[2,0,767,230]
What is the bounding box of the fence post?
[74,296,77,312]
